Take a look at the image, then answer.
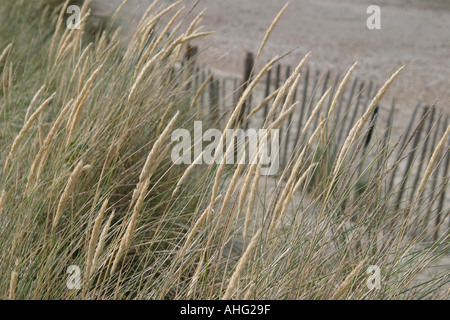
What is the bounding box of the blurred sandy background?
[89,0,449,286]
[92,0,450,124]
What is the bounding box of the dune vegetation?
[0,0,448,299]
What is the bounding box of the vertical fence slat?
[387,102,422,194]
[293,66,311,149]
[271,64,282,122]
[221,77,226,118]
[209,75,219,121]
[237,52,254,127]
[377,98,396,171]
[435,115,450,239]
[182,51,449,234]
[233,77,239,105]
[200,67,206,108]
[357,104,380,179]
[310,69,322,131]
[344,81,365,143]
[394,106,429,211]
[281,65,293,165]
[321,69,331,97]
[364,105,379,149]
[263,67,272,121]
[337,77,358,146]
[422,111,443,234]
[408,106,435,205]
[194,66,201,92]
[326,72,341,114]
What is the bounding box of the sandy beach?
[90,0,450,288]
[92,0,449,125]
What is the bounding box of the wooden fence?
[182,49,449,240]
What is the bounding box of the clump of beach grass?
[0,0,448,300]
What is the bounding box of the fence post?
[293,66,311,152]
[344,81,365,140]
[282,65,293,165]
[337,76,358,146]
[236,52,254,127]
[393,106,429,211]
[209,75,219,121]
[387,102,421,193]
[408,105,435,205]
[200,68,206,108]
[272,64,282,121]
[311,69,323,130]
[377,98,396,171]
[184,44,198,90]
[263,67,272,121]
[326,72,341,114]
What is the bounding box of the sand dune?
[92,0,449,125]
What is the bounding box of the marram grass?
[0,0,448,300]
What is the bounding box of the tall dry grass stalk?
[255,3,288,61]
[24,85,46,123]
[327,62,357,119]
[86,199,109,279]
[238,165,256,215]
[26,99,74,190]
[273,162,317,231]
[111,0,130,21]
[66,64,104,147]
[111,112,179,274]
[269,120,324,233]
[52,161,84,232]
[264,52,311,127]
[0,190,6,215]
[222,229,262,300]
[48,0,69,63]
[131,112,179,205]
[217,159,245,220]
[331,258,368,299]
[301,88,332,137]
[3,92,56,174]
[172,151,205,196]
[0,0,447,301]
[69,42,93,85]
[416,125,450,197]
[9,271,18,300]
[246,87,282,121]
[191,73,214,118]
[224,56,280,131]
[333,66,404,176]
[128,30,213,101]
[92,210,115,272]
[111,178,150,275]
[244,162,263,245]
[0,43,12,65]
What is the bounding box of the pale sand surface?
[91,0,449,289]
[92,0,450,126]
